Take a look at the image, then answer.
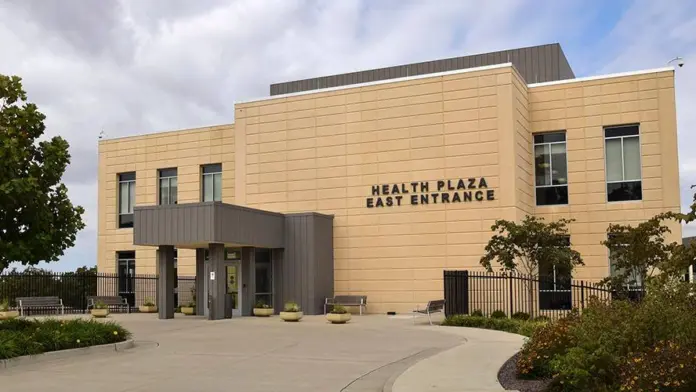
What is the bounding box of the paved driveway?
[0,314,464,392]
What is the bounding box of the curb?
[0,339,135,370]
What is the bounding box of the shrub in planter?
[0,298,19,320]
[280,301,303,322]
[253,299,274,317]
[490,310,507,319]
[511,312,530,321]
[90,301,109,318]
[326,304,351,324]
[470,309,484,317]
[139,297,158,313]
[180,302,196,315]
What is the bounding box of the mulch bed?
[497,352,552,392]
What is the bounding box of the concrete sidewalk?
[391,327,525,392]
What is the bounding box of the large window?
[534,132,568,206]
[201,163,222,202]
[538,237,572,310]
[605,125,642,202]
[609,244,644,301]
[158,168,178,205]
[255,249,273,307]
[118,172,135,228]
[117,251,136,307]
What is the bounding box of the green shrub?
[517,313,579,379]
[329,304,348,314]
[0,318,130,360]
[511,312,530,321]
[470,309,483,317]
[534,315,550,322]
[284,301,300,312]
[618,340,696,392]
[254,299,270,309]
[442,315,544,337]
[490,310,507,319]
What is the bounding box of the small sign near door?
[210,271,216,280]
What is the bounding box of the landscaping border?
[0,339,135,370]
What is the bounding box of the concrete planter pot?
[0,310,19,320]
[139,305,158,313]
[91,309,109,318]
[181,306,196,315]
[326,312,352,324]
[253,308,274,317]
[280,311,303,322]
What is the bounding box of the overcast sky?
[0,0,694,272]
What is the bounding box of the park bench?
[324,295,368,315]
[17,296,65,316]
[87,296,130,313]
[412,299,445,325]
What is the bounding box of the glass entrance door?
[226,262,241,317]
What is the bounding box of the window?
[534,132,568,206]
[118,172,135,228]
[605,125,642,202]
[255,249,273,307]
[201,164,222,202]
[158,168,178,205]
[538,237,572,310]
[609,244,644,301]
[117,251,136,307]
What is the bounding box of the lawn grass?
[0,318,131,360]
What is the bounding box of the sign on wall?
[366,178,495,208]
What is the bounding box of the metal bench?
[87,296,130,313]
[324,295,368,315]
[412,299,445,325]
[17,296,65,316]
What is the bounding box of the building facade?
[98,44,681,317]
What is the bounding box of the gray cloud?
[1,0,694,270]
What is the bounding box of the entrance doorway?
[226,261,241,317]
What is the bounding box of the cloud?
[1,0,695,270]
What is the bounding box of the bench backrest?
[17,296,61,307]
[333,295,367,305]
[87,296,125,306]
[426,300,445,312]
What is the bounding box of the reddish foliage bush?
[516,312,578,379]
[618,340,696,392]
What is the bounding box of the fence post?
[580,281,585,311]
[508,273,514,317]
[81,273,86,313]
[462,270,469,315]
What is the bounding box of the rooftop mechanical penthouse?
[98,43,682,319]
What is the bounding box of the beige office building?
[98,44,681,317]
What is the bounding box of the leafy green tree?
[480,216,584,309]
[601,186,696,292]
[0,74,85,272]
[480,216,584,276]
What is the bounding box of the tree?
[480,216,584,276]
[601,186,696,292]
[0,75,85,272]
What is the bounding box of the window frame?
[158,168,178,205]
[201,163,222,202]
[254,248,273,307]
[533,131,569,206]
[604,124,643,203]
[118,172,136,228]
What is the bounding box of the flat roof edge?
[236,63,514,105]
[528,66,674,88]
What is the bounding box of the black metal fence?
[0,272,194,315]
[444,270,643,320]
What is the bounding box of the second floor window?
[158,168,178,205]
[534,132,568,206]
[201,163,222,202]
[605,125,642,202]
[118,172,135,228]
